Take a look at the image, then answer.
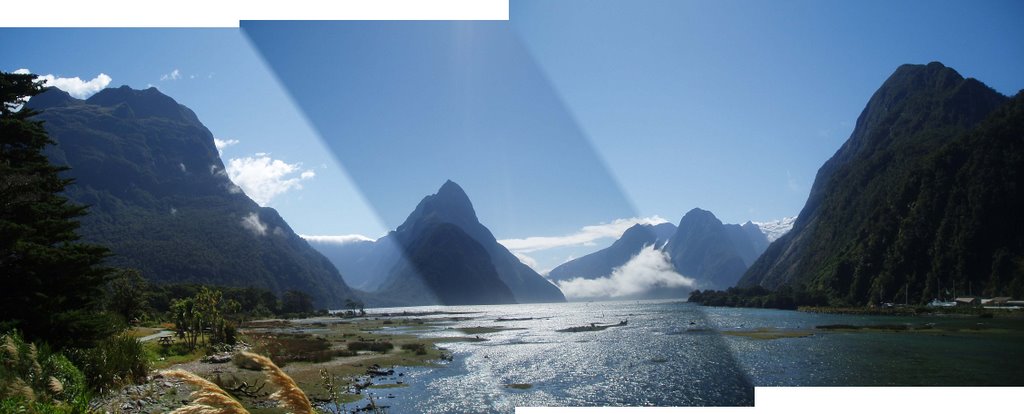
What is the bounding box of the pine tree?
[0,71,117,349]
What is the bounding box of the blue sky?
[3,0,1023,272]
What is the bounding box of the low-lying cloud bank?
[499,216,669,253]
[300,234,374,244]
[556,245,694,300]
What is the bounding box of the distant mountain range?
[740,62,1024,304]
[311,181,565,306]
[547,222,676,282]
[42,64,1006,310]
[31,86,357,308]
[546,208,772,296]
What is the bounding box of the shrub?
[347,341,393,353]
[1,331,93,412]
[75,333,150,393]
[400,343,428,355]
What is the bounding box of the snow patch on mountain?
[752,216,797,242]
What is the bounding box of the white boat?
[927,298,956,307]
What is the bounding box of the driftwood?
[226,379,267,398]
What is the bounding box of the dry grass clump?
[162,369,250,414]
[239,351,314,414]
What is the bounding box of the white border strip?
[516,387,1024,413]
[0,0,508,27]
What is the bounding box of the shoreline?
[103,313,469,413]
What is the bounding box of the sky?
[2,0,1023,272]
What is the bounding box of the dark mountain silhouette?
[30,86,356,308]
[547,222,676,281]
[740,62,1024,304]
[313,180,565,305]
[385,180,564,303]
[377,222,516,306]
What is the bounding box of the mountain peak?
[680,208,720,225]
[397,180,478,234]
[85,85,197,123]
[437,179,469,200]
[26,87,79,110]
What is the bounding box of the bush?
[1,332,92,412]
[400,343,428,355]
[347,341,393,353]
[42,353,88,404]
[74,334,149,393]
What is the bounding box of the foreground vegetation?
[1,70,377,413]
[688,286,830,310]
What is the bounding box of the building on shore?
[954,297,980,306]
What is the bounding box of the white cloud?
[240,212,268,236]
[300,234,375,244]
[213,138,239,155]
[498,216,669,253]
[160,69,181,81]
[556,245,695,300]
[214,138,239,150]
[224,154,315,206]
[178,163,187,173]
[16,69,112,99]
[512,251,541,273]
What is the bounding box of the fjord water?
[356,301,1024,412]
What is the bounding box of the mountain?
[30,86,356,308]
[740,62,1024,304]
[385,180,564,303]
[663,208,751,289]
[548,209,770,294]
[722,222,770,266]
[547,222,676,281]
[305,237,404,291]
[378,222,517,305]
[751,217,796,242]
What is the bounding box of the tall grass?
[239,351,314,414]
[162,369,249,414]
[74,333,149,393]
[1,332,93,413]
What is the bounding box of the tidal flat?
[108,301,1024,413]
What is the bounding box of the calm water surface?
[341,300,1024,412]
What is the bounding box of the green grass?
[143,340,205,369]
[126,326,161,338]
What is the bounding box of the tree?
[106,268,150,325]
[344,298,365,316]
[0,72,117,349]
[281,290,314,315]
[170,287,240,350]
